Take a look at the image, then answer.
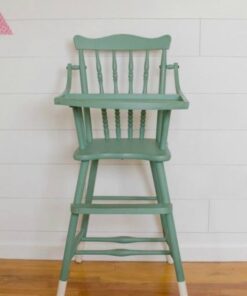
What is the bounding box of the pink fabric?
[0,13,12,34]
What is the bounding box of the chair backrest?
[73,34,171,142]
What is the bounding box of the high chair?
[55,34,189,296]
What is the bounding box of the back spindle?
[95,50,104,93]
[128,51,134,93]
[156,49,167,143]
[143,50,149,93]
[115,109,121,139]
[140,50,149,139]
[128,51,134,139]
[102,108,110,139]
[78,49,92,142]
[128,110,133,139]
[112,51,118,93]
[95,50,110,139]
[112,51,121,139]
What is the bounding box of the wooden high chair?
[55,34,189,296]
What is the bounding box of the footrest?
[75,248,171,256]
[71,203,172,215]
[93,195,157,201]
[80,236,167,243]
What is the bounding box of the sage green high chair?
[55,34,189,296]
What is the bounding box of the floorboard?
[0,260,246,295]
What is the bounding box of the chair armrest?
[58,63,80,96]
[166,63,189,105]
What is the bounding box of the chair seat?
[74,139,171,161]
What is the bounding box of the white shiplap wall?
[1,0,247,261]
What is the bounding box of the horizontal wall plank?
[167,165,247,199]
[2,0,247,19]
[180,232,247,261]
[0,56,174,94]
[170,94,247,131]
[1,57,247,94]
[0,198,70,231]
[0,58,68,94]
[0,130,77,164]
[0,130,246,165]
[2,94,247,131]
[0,95,74,130]
[0,230,66,245]
[0,19,199,57]
[210,200,247,232]
[0,164,78,199]
[0,164,247,199]
[169,130,247,165]
[0,198,208,233]
[201,20,247,56]
[95,164,247,199]
[176,57,247,94]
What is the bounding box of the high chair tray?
[55,93,189,110]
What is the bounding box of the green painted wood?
[115,109,121,139]
[55,93,183,101]
[78,50,88,93]
[55,93,188,110]
[78,50,93,142]
[154,162,185,282]
[71,203,172,215]
[73,107,86,149]
[64,64,73,94]
[56,35,189,290]
[60,64,78,95]
[140,110,146,139]
[60,161,89,281]
[139,50,149,139]
[168,63,189,105]
[143,50,149,93]
[128,51,134,93]
[75,249,170,256]
[84,107,93,143]
[73,139,171,161]
[159,49,167,94]
[74,34,171,50]
[75,160,99,250]
[95,50,111,139]
[95,50,104,93]
[150,161,171,260]
[102,108,110,139]
[112,51,118,93]
[159,111,171,150]
[93,195,156,201]
[80,236,167,243]
[70,65,80,70]
[156,111,163,143]
[128,109,133,139]
[156,49,167,143]
[112,51,121,139]
[128,51,134,139]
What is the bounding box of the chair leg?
[75,160,99,263]
[154,161,188,296]
[57,161,89,296]
[150,161,173,264]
